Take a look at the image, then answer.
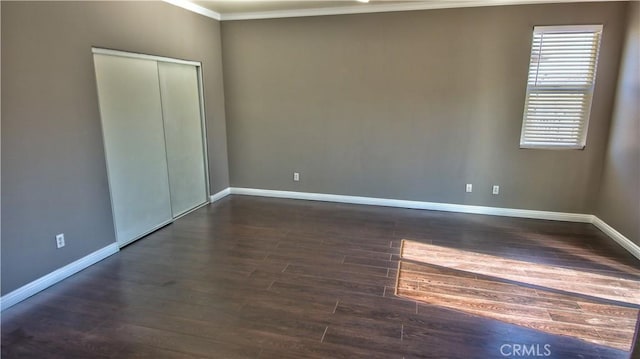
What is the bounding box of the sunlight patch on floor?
[395,240,640,351]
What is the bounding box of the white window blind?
[520,25,603,149]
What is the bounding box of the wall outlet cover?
[56,233,65,248]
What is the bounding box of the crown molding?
[163,0,625,22]
[218,0,623,21]
[163,0,221,21]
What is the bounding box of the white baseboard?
[229,187,639,260]
[0,243,119,311]
[2,190,636,313]
[210,188,231,203]
[591,217,640,260]
[229,187,593,222]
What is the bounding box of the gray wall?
[221,2,626,213]
[1,0,636,297]
[1,1,228,295]
[596,1,640,245]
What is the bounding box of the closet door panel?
[94,54,173,246]
[158,62,208,217]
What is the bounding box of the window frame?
[520,24,603,150]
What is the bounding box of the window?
[520,25,603,149]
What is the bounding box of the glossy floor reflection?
[2,196,639,358]
[397,240,640,351]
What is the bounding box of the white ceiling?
[193,1,415,14]
[166,0,625,21]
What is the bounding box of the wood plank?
[398,241,640,351]
[2,196,639,358]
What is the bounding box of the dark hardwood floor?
[2,195,639,358]
[398,241,640,351]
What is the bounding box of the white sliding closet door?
[158,62,208,217]
[94,54,173,247]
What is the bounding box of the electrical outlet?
[465,184,473,193]
[492,185,500,195]
[293,172,300,182]
[56,233,65,248]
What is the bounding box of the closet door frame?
[92,48,211,245]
